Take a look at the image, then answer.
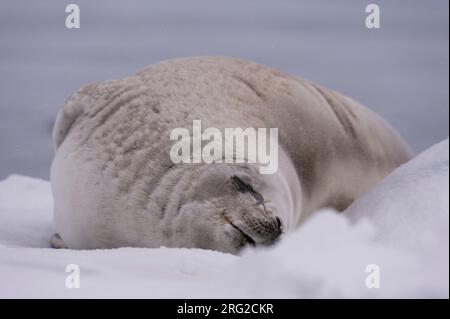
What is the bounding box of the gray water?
[0,0,448,179]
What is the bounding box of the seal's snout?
[250,215,282,247]
[228,214,283,248]
[259,216,283,246]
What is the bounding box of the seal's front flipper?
[50,233,67,249]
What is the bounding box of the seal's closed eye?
[231,176,265,206]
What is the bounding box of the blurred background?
[0,0,448,179]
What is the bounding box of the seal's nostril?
[275,217,282,230]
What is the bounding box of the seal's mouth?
[229,222,256,246]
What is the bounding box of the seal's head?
[167,163,292,254]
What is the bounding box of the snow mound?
[346,139,449,252]
[0,140,448,298]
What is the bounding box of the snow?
[0,140,448,298]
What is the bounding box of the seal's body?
[51,57,410,253]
